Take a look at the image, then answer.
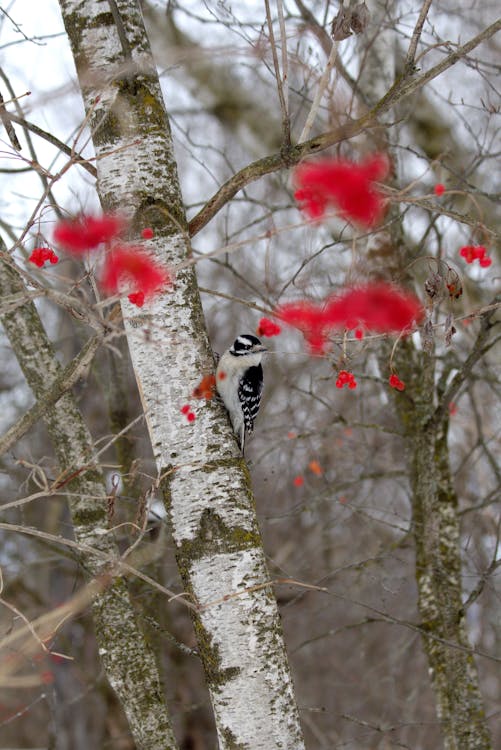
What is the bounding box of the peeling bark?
[0,260,178,749]
[57,0,305,747]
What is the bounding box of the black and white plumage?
[216,334,267,451]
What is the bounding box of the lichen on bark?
[0,256,178,749]
[354,4,492,745]
[57,0,305,747]
[393,350,492,750]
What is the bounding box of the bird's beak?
[253,344,268,353]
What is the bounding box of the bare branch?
[3,110,97,177]
[0,333,103,457]
[0,89,21,150]
[189,17,501,236]
[298,41,339,143]
[429,294,500,428]
[404,0,434,74]
[264,0,290,147]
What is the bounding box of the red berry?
[389,373,405,391]
[257,317,281,337]
[128,291,145,307]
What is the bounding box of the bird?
[215,334,267,452]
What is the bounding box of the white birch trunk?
[57,1,305,747]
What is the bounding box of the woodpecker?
[215,334,267,451]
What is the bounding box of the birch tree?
[3,0,305,748]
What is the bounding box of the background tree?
[0,1,499,748]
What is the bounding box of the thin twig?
[463,527,501,610]
[0,66,64,217]
[293,0,356,87]
[189,17,501,236]
[299,41,339,143]
[200,577,328,610]
[277,0,289,131]
[428,294,500,429]
[4,111,97,177]
[0,90,21,150]
[198,286,272,316]
[0,334,103,456]
[107,0,133,62]
[264,0,290,147]
[0,521,199,611]
[404,0,434,73]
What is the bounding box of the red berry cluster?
[128,291,145,307]
[257,317,281,337]
[181,404,196,422]
[29,247,59,267]
[336,370,357,389]
[389,373,405,391]
[52,214,169,307]
[434,183,445,196]
[278,283,423,355]
[294,154,389,228]
[459,245,492,267]
[54,215,125,252]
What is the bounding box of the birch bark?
[356,2,492,747]
[0,259,178,750]
[57,1,305,747]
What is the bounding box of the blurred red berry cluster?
[389,373,405,391]
[278,283,423,354]
[294,154,390,227]
[51,214,169,306]
[257,317,281,337]
[192,374,216,400]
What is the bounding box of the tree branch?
[404,0,434,74]
[189,16,501,236]
[264,0,290,147]
[428,295,500,429]
[3,111,97,177]
[0,333,103,457]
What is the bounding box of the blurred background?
[0,1,499,748]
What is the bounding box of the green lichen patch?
[220,725,247,750]
[192,617,240,691]
[177,507,260,563]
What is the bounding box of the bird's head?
[229,334,267,359]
